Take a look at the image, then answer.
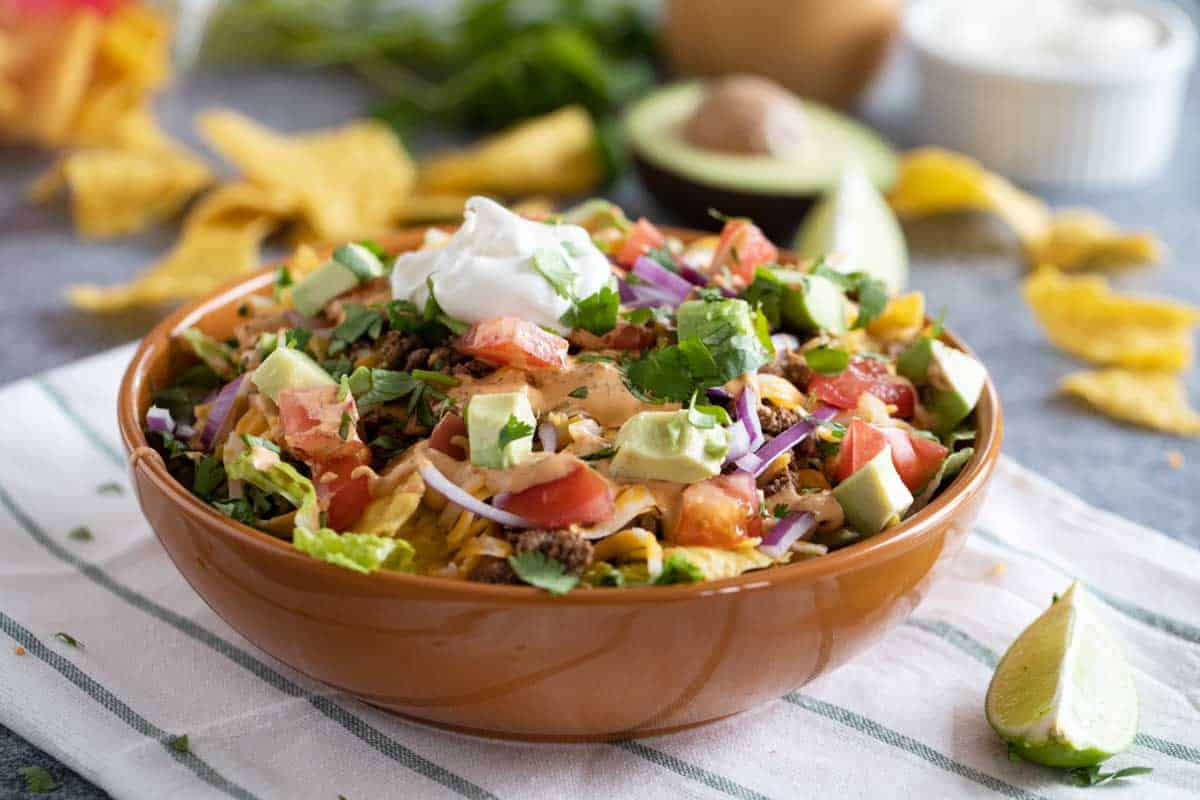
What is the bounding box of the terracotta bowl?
[117,227,1003,741]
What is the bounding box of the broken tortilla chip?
[420,105,604,198]
[1023,268,1200,372]
[30,147,212,239]
[1060,369,1200,436]
[867,291,925,341]
[197,111,415,241]
[890,148,1161,272]
[66,183,292,311]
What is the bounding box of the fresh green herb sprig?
[17,765,58,794]
[497,415,535,451]
[1066,765,1152,787]
[654,552,703,585]
[508,551,578,595]
[810,262,888,329]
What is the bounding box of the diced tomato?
[497,464,614,528]
[673,472,762,548]
[456,316,569,371]
[429,413,468,460]
[880,428,948,492]
[809,357,916,419]
[615,217,666,267]
[278,385,371,530]
[279,385,366,464]
[313,454,372,531]
[835,418,889,482]
[708,219,778,287]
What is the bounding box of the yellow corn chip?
[394,194,470,224]
[198,111,416,241]
[30,148,212,239]
[13,11,103,146]
[66,183,292,311]
[867,291,926,340]
[1023,268,1200,372]
[420,105,603,197]
[1060,369,1200,436]
[93,4,170,92]
[890,148,1160,272]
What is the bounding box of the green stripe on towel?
[35,379,125,469]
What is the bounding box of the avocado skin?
[633,154,817,241]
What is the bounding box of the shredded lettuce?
[293,527,415,575]
[226,447,321,530]
[179,327,236,377]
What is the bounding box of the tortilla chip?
[420,105,603,197]
[66,183,292,311]
[1023,268,1200,372]
[12,11,103,146]
[93,4,170,92]
[30,148,212,238]
[890,148,1160,272]
[1060,369,1200,436]
[394,194,470,224]
[198,111,416,241]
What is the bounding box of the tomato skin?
[457,316,569,371]
[497,464,614,528]
[429,413,468,460]
[314,454,372,531]
[615,218,666,267]
[673,472,762,548]
[810,358,916,419]
[836,418,889,482]
[881,428,948,491]
[709,219,778,287]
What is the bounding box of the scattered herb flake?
[52,632,81,648]
[411,369,458,388]
[17,766,58,794]
[96,482,123,496]
[329,304,385,355]
[560,286,619,336]
[567,386,589,399]
[68,526,93,542]
[654,552,704,585]
[192,456,225,501]
[773,504,789,519]
[508,552,578,595]
[497,415,535,452]
[581,446,618,461]
[621,345,694,403]
[531,247,577,299]
[1066,765,1152,787]
[168,734,190,753]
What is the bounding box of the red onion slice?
[741,405,838,478]
[146,406,175,434]
[735,384,764,451]
[619,278,679,309]
[417,461,533,529]
[200,375,247,450]
[724,421,751,462]
[678,265,708,286]
[770,333,799,355]
[759,511,817,559]
[632,255,695,302]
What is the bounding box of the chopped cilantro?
[423,277,470,335]
[695,287,725,302]
[568,386,589,399]
[411,369,458,388]
[212,498,256,525]
[508,552,578,595]
[96,482,123,496]
[560,286,619,336]
[581,446,618,461]
[149,430,188,459]
[810,263,888,329]
[346,367,421,408]
[741,268,784,328]
[53,632,81,648]
[804,347,850,376]
[281,327,313,352]
[622,346,694,402]
[329,304,385,355]
[654,552,704,585]
[17,766,58,794]
[773,504,789,519]
[322,356,354,381]
[497,415,535,451]
[192,456,225,500]
[531,247,577,299]
[1067,765,1152,787]
[241,434,280,454]
[68,526,93,542]
[273,265,293,300]
[338,411,353,441]
[622,305,671,326]
[168,734,190,753]
[675,298,772,387]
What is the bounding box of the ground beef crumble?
[376,331,494,377]
[758,404,801,435]
[469,528,594,584]
[759,352,812,390]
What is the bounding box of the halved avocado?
[625,81,897,239]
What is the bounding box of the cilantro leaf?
[68,526,93,542]
[810,263,888,329]
[581,446,618,461]
[1067,765,1152,787]
[18,766,58,794]
[567,386,589,399]
[675,298,772,387]
[423,277,470,335]
[168,734,190,753]
[281,327,313,352]
[96,482,123,496]
[622,346,695,403]
[497,414,535,451]
[805,347,850,376]
[560,286,618,336]
[346,366,423,409]
[654,552,704,585]
[273,266,293,301]
[741,268,785,328]
[773,504,789,518]
[329,304,384,355]
[212,498,256,525]
[53,632,81,648]
[531,247,577,299]
[192,456,225,500]
[507,552,578,595]
[411,369,458,388]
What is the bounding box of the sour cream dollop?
[390,196,614,334]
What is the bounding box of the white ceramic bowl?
[906,0,1196,188]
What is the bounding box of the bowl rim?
[117,228,1003,605]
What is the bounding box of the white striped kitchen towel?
[0,344,1197,800]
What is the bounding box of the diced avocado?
[610,410,728,483]
[252,347,336,402]
[676,297,773,383]
[775,271,850,334]
[898,339,986,434]
[468,389,536,470]
[833,446,913,535]
[292,242,384,317]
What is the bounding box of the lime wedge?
[793,163,908,292]
[986,582,1139,768]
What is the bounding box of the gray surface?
[1,51,1198,800]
